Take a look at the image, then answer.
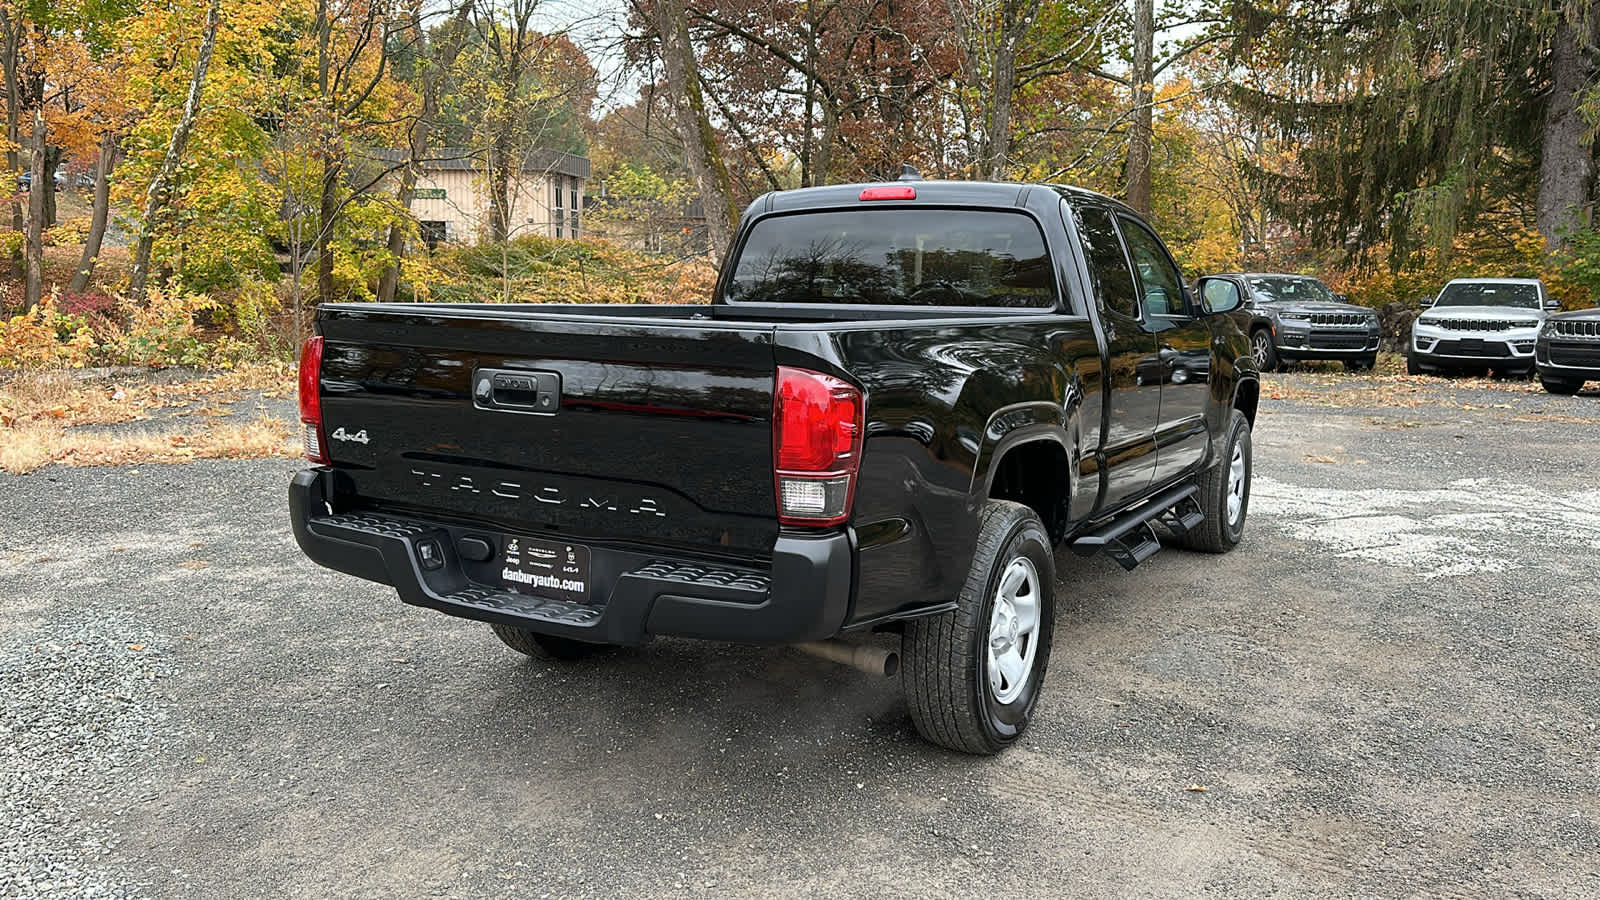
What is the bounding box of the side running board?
[1069,482,1204,571]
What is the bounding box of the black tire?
[489,623,604,661]
[1406,351,1424,375]
[902,500,1055,755]
[1344,355,1376,372]
[1182,409,1251,553]
[1250,328,1278,372]
[1540,376,1583,395]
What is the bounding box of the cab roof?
[750,180,1134,217]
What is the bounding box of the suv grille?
[1433,339,1512,358]
[1309,332,1371,350]
[1548,343,1600,368]
[1552,320,1600,339]
[1309,313,1368,326]
[1436,318,1520,332]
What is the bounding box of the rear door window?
[1074,205,1140,320]
[725,209,1056,308]
[1117,216,1188,319]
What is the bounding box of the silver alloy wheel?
[1226,441,1246,526]
[986,556,1041,705]
[1251,332,1271,367]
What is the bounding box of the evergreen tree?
[1230,0,1597,259]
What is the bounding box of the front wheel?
[1250,329,1278,372]
[903,500,1055,755]
[1344,355,1376,372]
[1182,409,1251,553]
[1540,376,1583,395]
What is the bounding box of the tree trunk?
[317,160,338,304]
[1536,15,1598,252]
[376,2,471,302]
[129,0,222,302]
[42,146,61,226]
[488,143,512,242]
[1,11,22,235]
[69,132,117,293]
[1125,0,1155,215]
[23,107,45,310]
[653,0,738,257]
[982,0,1036,180]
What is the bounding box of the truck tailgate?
[315,306,780,558]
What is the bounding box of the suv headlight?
[1416,315,1439,327]
[1280,311,1310,321]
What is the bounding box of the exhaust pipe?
[792,639,899,677]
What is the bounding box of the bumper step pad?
[445,585,602,625]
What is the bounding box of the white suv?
[1408,278,1558,376]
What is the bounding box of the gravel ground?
[1,373,1598,897]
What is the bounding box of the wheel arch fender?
[971,403,1079,543]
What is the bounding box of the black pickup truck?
[289,179,1260,754]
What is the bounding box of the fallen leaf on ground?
[1185,784,1209,793]
[127,643,145,652]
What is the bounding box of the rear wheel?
[903,500,1054,755]
[1250,329,1278,372]
[489,623,605,661]
[1540,376,1583,395]
[1182,409,1251,553]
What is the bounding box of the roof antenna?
[898,164,922,182]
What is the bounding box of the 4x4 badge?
[330,427,370,445]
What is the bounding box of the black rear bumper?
[289,468,853,645]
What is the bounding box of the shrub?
[0,295,97,368]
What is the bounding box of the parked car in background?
[1535,303,1600,394]
[1136,347,1211,386]
[17,171,65,192]
[1408,278,1558,377]
[1209,273,1381,372]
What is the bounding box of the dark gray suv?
[1535,305,1600,394]
[1209,273,1381,371]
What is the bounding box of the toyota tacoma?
[288,179,1261,754]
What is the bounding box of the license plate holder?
[500,535,592,603]
[1458,338,1485,355]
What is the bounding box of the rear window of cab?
[726,209,1055,308]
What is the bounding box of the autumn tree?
[126,0,222,302]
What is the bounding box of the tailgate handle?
[474,369,561,414]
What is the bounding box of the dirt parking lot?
[3,373,1599,898]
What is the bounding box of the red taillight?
[774,367,863,526]
[859,185,916,201]
[298,336,328,464]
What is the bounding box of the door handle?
[473,369,561,414]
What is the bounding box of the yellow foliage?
[1329,225,1585,309]
[0,295,98,369]
[46,217,92,246]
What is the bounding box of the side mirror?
[1418,296,1435,308]
[1333,293,1350,303]
[1543,299,1562,311]
[1198,277,1243,315]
